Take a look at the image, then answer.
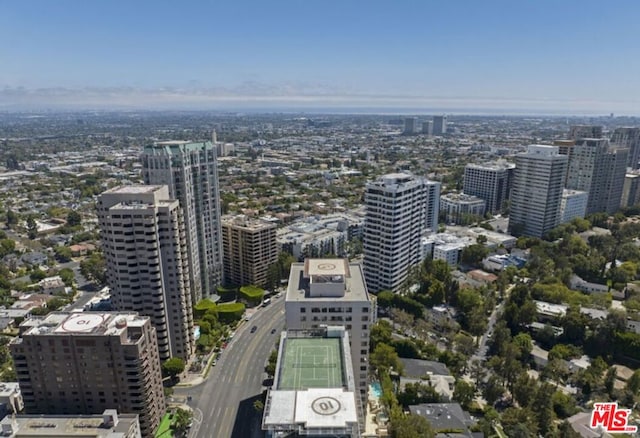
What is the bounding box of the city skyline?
[2,1,640,114]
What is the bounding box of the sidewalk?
[175,317,249,388]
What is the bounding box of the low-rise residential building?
[408,403,477,437]
[439,193,486,225]
[429,305,459,332]
[482,254,526,272]
[36,276,67,295]
[425,233,475,266]
[569,275,608,294]
[535,300,568,322]
[398,359,455,401]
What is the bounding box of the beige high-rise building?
[221,215,278,288]
[98,185,194,362]
[10,312,165,438]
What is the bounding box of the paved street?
[178,297,286,438]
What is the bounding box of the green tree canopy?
[390,413,435,438]
[162,357,186,379]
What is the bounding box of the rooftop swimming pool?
[370,382,382,398]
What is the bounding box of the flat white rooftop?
[103,185,163,194]
[263,388,358,430]
[286,261,370,302]
[305,259,348,277]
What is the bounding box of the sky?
[2,0,640,114]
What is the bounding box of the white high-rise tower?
[363,173,440,293]
[141,141,223,300]
[509,145,568,238]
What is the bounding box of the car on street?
[251,325,258,333]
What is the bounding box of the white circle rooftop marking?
[60,314,107,332]
[317,263,337,270]
[311,397,341,415]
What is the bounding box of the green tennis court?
[277,337,345,390]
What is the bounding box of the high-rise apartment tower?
[222,215,278,288]
[10,312,165,437]
[463,162,515,214]
[566,138,628,215]
[141,141,223,300]
[363,173,440,293]
[611,127,640,169]
[97,185,194,362]
[509,145,568,238]
[432,115,447,135]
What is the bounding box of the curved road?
[179,297,286,438]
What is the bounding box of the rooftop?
[0,411,139,437]
[399,358,451,379]
[277,337,345,390]
[263,328,358,435]
[19,312,148,338]
[286,260,370,302]
[102,185,163,195]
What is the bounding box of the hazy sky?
[2,0,640,113]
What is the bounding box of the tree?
[370,343,403,375]
[162,357,186,380]
[371,320,393,350]
[453,333,475,357]
[397,382,441,407]
[6,209,18,228]
[265,350,278,377]
[626,369,640,394]
[80,252,106,284]
[461,244,489,266]
[253,399,264,412]
[26,215,38,240]
[54,246,73,262]
[58,268,74,287]
[604,367,617,396]
[172,408,192,436]
[29,270,46,282]
[66,210,82,227]
[0,239,15,258]
[390,413,435,438]
[482,375,504,406]
[453,380,475,409]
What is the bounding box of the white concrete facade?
[285,260,373,401]
[509,145,568,238]
[363,173,440,293]
[142,141,223,300]
[559,189,588,224]
[439,193,486,225]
